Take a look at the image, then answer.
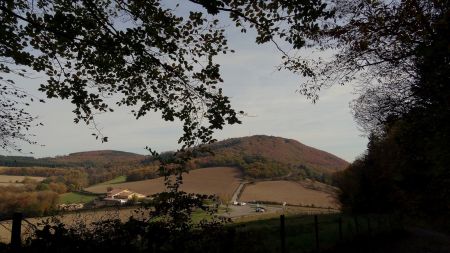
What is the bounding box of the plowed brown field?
[85,167,242,197]
[239,180,338,208]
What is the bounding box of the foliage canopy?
[0,0,331,151]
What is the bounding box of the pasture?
[58,192,99,204]
[85,167,242,197]
[96,175,126,185]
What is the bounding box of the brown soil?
[85,167,242,197]
[239,180,339,208]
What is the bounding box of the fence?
[231,213,404,253]
[0,213,38,250]
[0,212,404,252]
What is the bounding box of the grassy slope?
[58,176,126,204]
[58,192,98,204]
[96,175,127,185]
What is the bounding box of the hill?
[47,150,146,167]
[0,135,348,183]
[195,135,349,182]
[0,150,148,186]
[0,150,146,168]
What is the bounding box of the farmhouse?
[106,188,146,201]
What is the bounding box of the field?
[85,167,242,197]
[0,175,45,186]
[58,192,99,204]
[96,175,127,185]
[239,180,338,208]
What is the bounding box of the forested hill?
[0,136,348,183]
[194,135,349,181]
[0,150,146,168]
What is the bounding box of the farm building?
[106,189,146,200]
[103,198,128,205]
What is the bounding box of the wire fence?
[0,211,404,252]
[230,213,405,253]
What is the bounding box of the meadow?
[58,192,99,204]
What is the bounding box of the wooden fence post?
[280,214,286,253]
[10,212,22,249]
[367,216,372,235]
[354,216,360,234]
[314,215,319,252]
[338,216,343,241]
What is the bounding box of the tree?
[0,0,331,151]
[330,0,450,217]
[1,2,336,242]
[0,74,41,151]
[305,0,449,136]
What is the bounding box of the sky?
[0,4,368,162]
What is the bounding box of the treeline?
[334,110,450,217]
[0,151,146,168]
[0,181,59,219]
[0,155,63,167]
[333,1,449,222]
[0,166,139,188]
[0,151,148,186]
[126,167,159,182]
[1,167,88,191]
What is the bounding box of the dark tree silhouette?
[0,0,331,151]
[332,0,450,218]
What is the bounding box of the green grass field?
[96,175,127,185]
[58,192,98,204]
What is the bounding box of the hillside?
[195,135,349,181]
[0,135,348,183]
[210,135,348,173]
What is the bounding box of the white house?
[106,189,146,201]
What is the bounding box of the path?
[230,181,247,203]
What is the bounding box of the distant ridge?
[67,150,142,157]
[0,135,348,182]
[0,150,145,168]
[48,150,146,167]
